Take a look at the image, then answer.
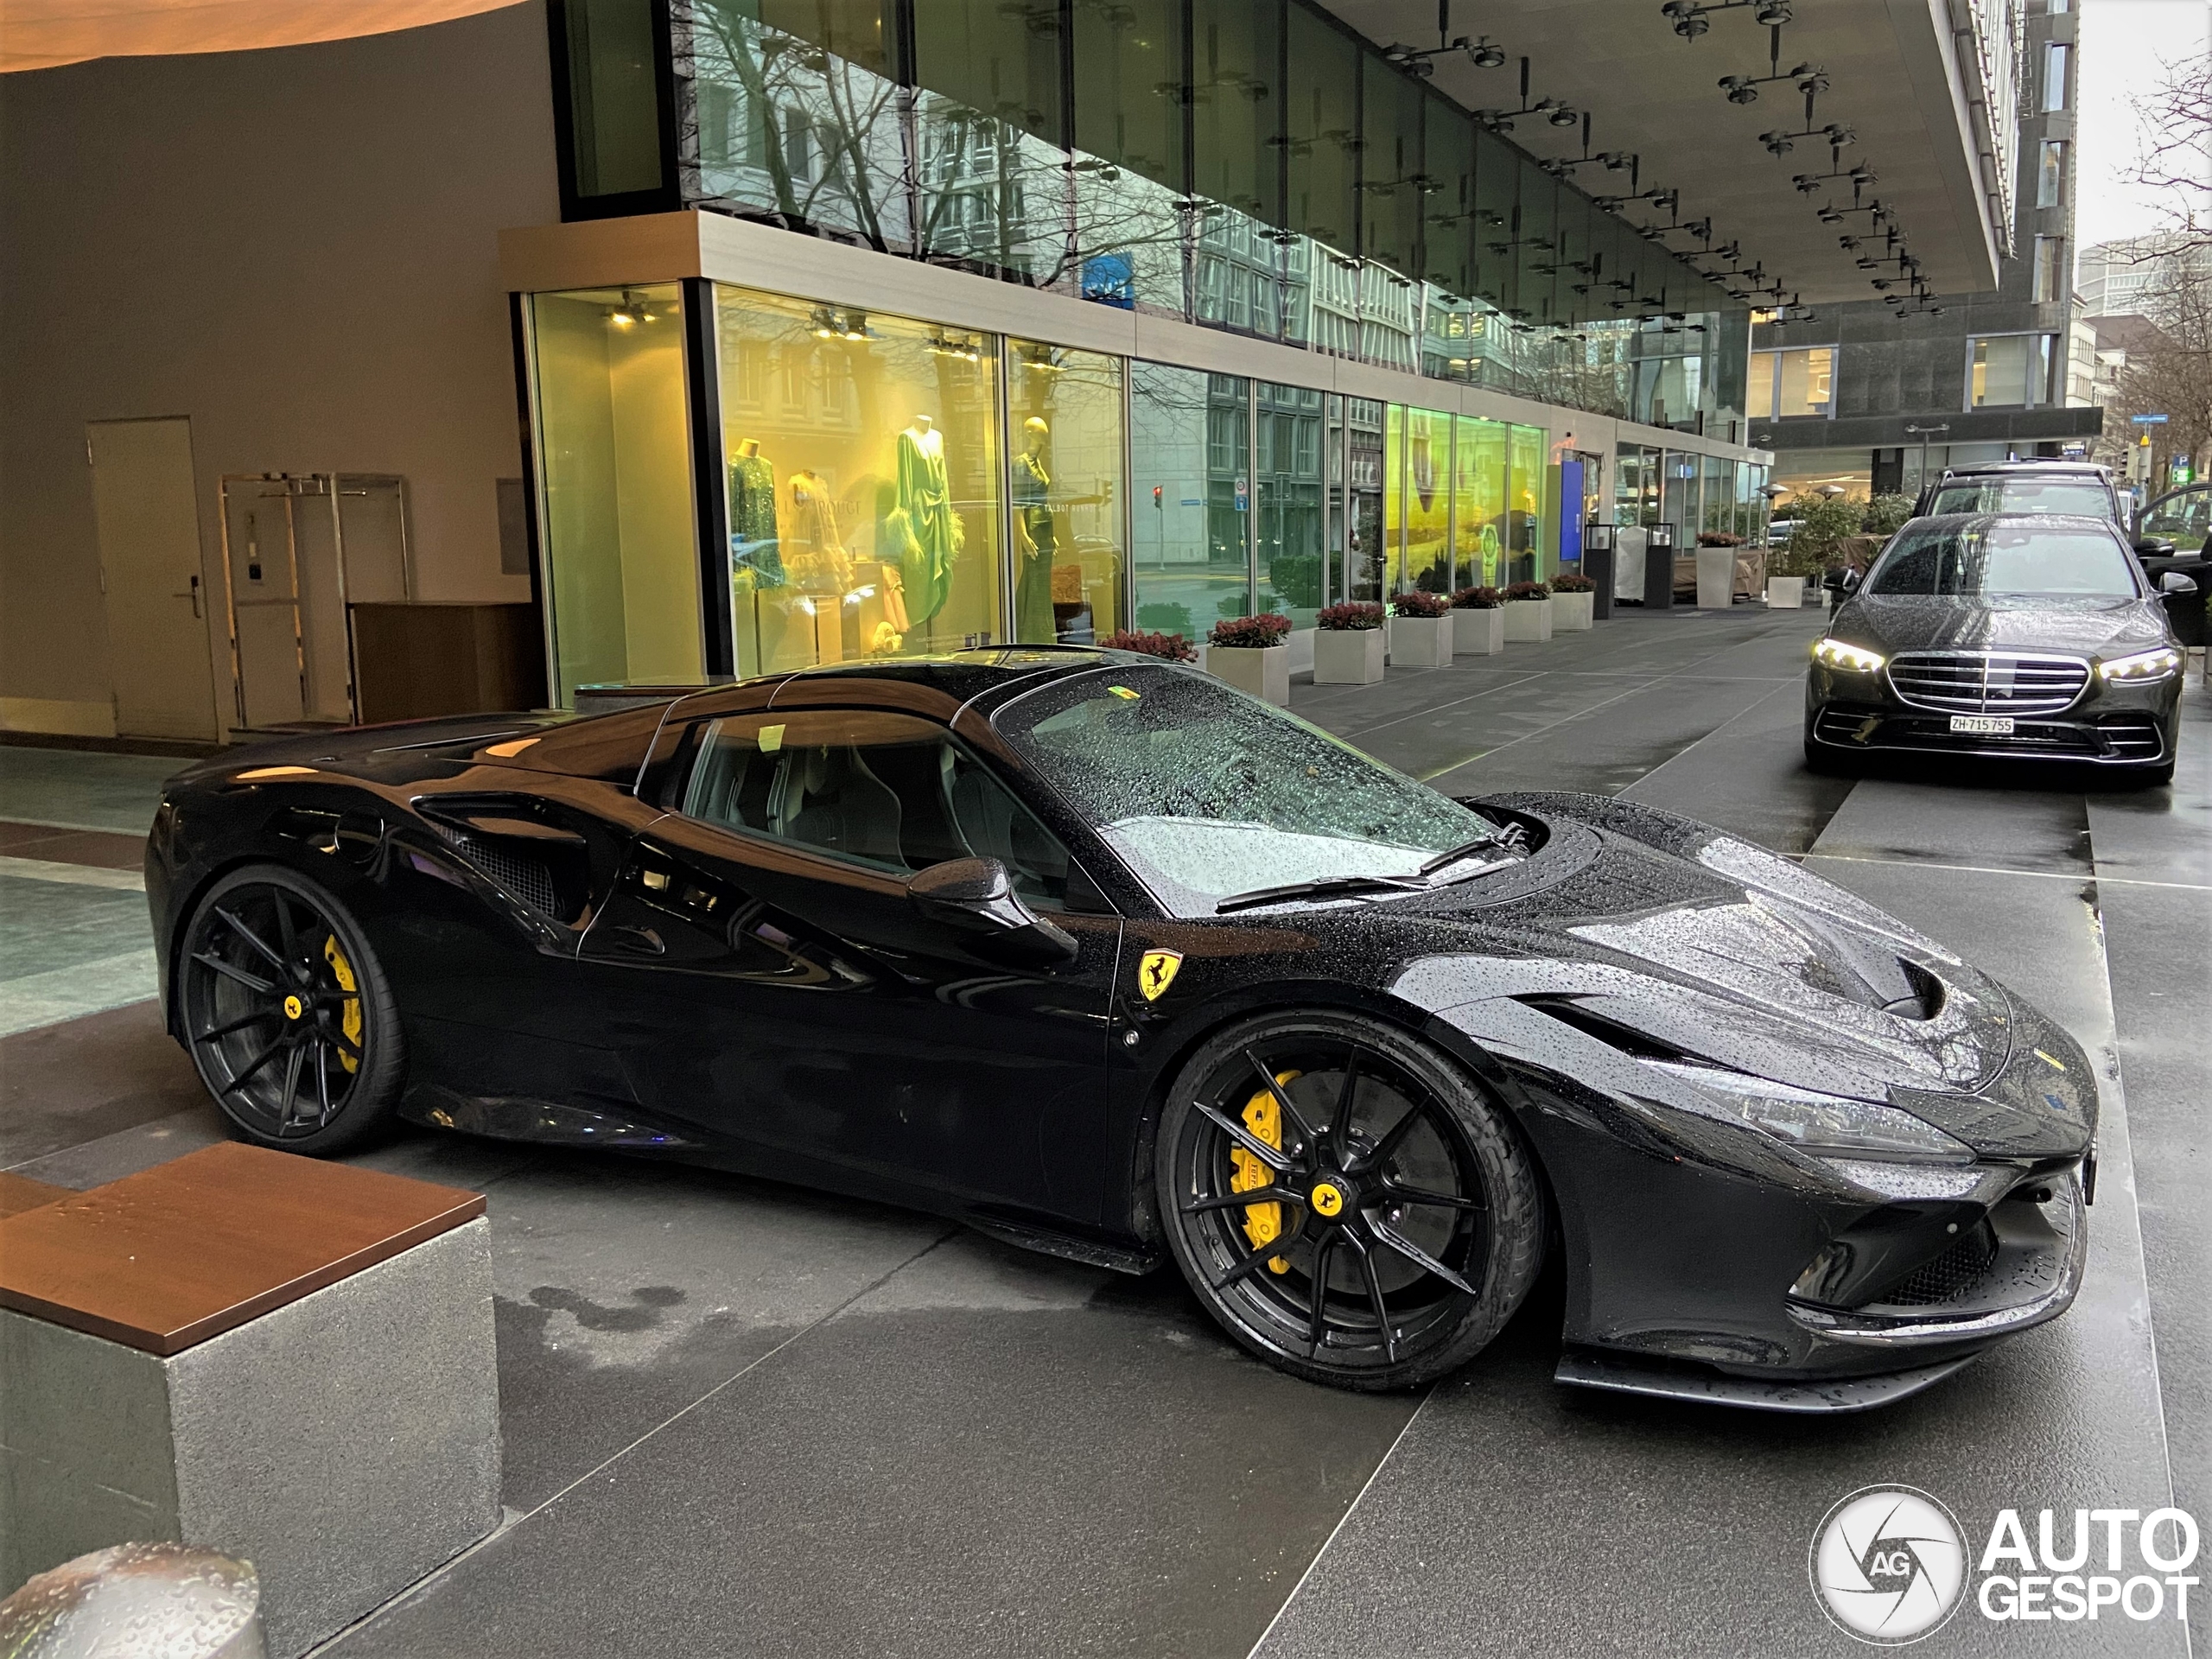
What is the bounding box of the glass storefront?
[1507,423,1547,583]
[1132,365,1249,641]
[1255,382,1325,627]
[713,285,1001,678]
[1006,339,1125,645]
[1454,416,1503,591]
[530,283,703,701]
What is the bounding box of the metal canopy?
[1314,0,2005,309]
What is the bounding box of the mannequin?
[892,414,961,627]
[727,437,783,590]
[1013,416,1056,640]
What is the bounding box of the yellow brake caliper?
[323,935,362,1074]
[1230,1070,1301,1274]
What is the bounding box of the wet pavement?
[3,606,2203,1656]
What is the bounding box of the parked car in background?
[2131,481,2212,646]
[1765,518,1801,549]
[1912,461,2124,525]
[1804,513,2189,784]
[2137,481,2209,551]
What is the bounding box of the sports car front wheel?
[1156,1011,1545,1391]
[179,865,404,1154]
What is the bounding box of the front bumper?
[1806,664,2182,766]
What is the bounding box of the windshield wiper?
[1214,874,1428,914]
[1414,833,1511,878]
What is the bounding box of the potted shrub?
[1313,601,1386,684]
[1693,531,1742,610]
[1502,580,1553,642]
[1205,611,1293,705]
[1099,628,1197,662]
[1449,586,1503,656]
[1387,590,1452,668]
[1548,572,1597,632]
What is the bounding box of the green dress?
[728,452,784,588]
[892,424,961,626]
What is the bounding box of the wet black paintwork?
[146,651,2096,1389]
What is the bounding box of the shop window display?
[1454,415,1507,591]
[714,286,1001,677]
[1402,407,1453,592]
[1507,423,1548,582]
[529,284,702,704]
[1006,340,1126,645]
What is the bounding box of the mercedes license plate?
[1950,715,2014,734]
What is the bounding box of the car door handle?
[607,925,666,957]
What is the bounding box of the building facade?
[1746,0,2101,502]
[3,0,2029,739]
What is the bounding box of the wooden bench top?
[0,1141,486,1356]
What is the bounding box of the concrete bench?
[0,1141,499,1656]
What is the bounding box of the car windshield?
[1926,477,2113,519]
[993,665,1497,917]
[1867,520,2139,597]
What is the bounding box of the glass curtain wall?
[911,0,1067,283]
[1659,452,1694,546]
[531,283,702,702]
[1506,423,1547,582]
[1132,364,1249,640]
[1700,453,1733,536]
[1456,416,1507,589]
[1255,382,1325,626]
[1403,409,1452,592]
[1345,398,1386,600]
[1006,339,1126,645]
[713,284,1001,677]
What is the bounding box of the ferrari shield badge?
[1137,950,1184,1001]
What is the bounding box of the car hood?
[1384,794,2094,1157]
[1835,594,2169,658]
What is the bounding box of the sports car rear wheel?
[179,865,404,1154]
[1157,1011,1544,1391]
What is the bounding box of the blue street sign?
[2132,414,2169,424]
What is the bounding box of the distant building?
[1748,0,2101,501]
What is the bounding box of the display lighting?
[926,330,982,362]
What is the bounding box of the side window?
[2144,493,2209,551]
[679,709,1074,906]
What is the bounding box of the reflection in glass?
[1285,5,1357,253]
[1255,381,1325,626]
[1404,409,1452,592]
[531,284,702,702]
[1346,398,1386,601]
[713,285,1001,677]
[1133,364,1250,643]
[1454,416,1506,590]
[1508,423,1547,582]
[1007,339,1125,645]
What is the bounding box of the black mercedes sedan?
[150,651,2094,1411]
[1805,513,2188,783]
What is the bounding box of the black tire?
[177,864,404,1154]
[1155,1010,1545,1391]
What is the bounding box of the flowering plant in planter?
[1503,581,1551,601]
[1695,531,1745,549]
[1450,586,1502,609]
[1098,628,1196,662]
[1208,612,1293,650]
[1389,591,1449,618]
[1316,601,1386,631]
[1549,573,1596,593]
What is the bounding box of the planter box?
[1694,547,1737,609]
[1503,599,1553,642]
[1387,614,1452,668]
[1766,576,1805,609]
[1207,644,1290,705]
[1549,590,1594,632]
[1313,628,1385,684]
[1452,607,1503,655]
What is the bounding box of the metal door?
[87,418,221,741]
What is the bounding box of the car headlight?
[1641,1060,1974,1163]
[2098,646,2182,682]
[1811,638,1885,672]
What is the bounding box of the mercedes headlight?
[1811,638,1885,672]
[1642,1060,1974,1163]
[2098,646,2182,683]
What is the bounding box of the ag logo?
[1137,950,1183,1001]
[1810,1486,1967,1644]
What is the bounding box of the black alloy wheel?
[179,865,404,1154]
[1157,1011,1545,1391]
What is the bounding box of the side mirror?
[906,856,1077,965]
[1841,569,1863,593]
[2136,537,2178,557]
[2159,570,2201,594]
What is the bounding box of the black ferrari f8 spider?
[148,650,2094,1410]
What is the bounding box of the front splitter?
[1554,1350,1982,1414]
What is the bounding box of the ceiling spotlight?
[1761,130,1795,155]
[1719,75,1759,104]
[1839,235,1861,249]
[1471,35,1507,67]
[1817,206,1842,222]
[1823,124,1855,146]
[1662,0,1712,37]
[1754,0,1793,20]
[1548,104,1581,127]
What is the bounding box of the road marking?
[0,855,145,891]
